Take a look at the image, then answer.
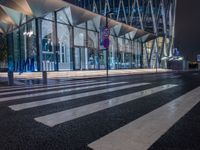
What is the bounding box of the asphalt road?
[0,71,200,150]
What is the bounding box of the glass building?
[0,0,177,72]
[72,0,177,69]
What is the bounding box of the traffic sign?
[102,27,110,39]
[103,38,110,49]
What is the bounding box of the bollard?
[42,71,47,85]
[8,71,14,86]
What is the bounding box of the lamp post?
[105,11,114,77]
[156,49,158,73]
[155,39,158,73]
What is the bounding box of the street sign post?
[103,38,109,49]
[102,26,110,77]
[104,11,114,78]
[102,27,110,49]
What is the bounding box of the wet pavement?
[0,71,200,150]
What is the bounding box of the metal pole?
[156,51,158,73]
[8,71,14,86]
[106,14,109,77]
[156,40,158,73]
[42,71,47,85]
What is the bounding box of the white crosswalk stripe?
[0,81,111,96]
[0,82,126,102]
[34,84,177,127]
[88,87,200,150]
[9,83,149,111]
[0,80,101,92]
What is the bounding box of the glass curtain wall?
[74,23,87,70]
[10,19,38,72]
[116,38,142,69]
[21,20,38,72]
[118,37,134,69]
[124,39,133,69]
[8,6,143,72]
[57,9,73,71]
[133,41,141,68]
[13,29,20,72]
[57,24,72,71]
[109,36,118,69]
[39,13,56,71]
[7,33,14,72]
[88,30,99,70]
[118,37,124,68]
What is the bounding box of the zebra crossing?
[1,78,200,150]
[9,82,149,111]
[88,87,200,150]
[34,84,177,127]
[0,81,128,102]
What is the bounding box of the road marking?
[34,84,177,127]
[0,81,111,96]
[9,83,149,111]
[0,82,126,102]
[88,87,200,150]
[0,80,100,92]
[169,75,181,79]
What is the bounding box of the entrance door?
[74,47,81,70]
[74,47,104,70]
[88,49,96,70]
[98,50,106,70]
[74,47,88,70]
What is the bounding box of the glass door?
[74,47,103,70]
[88,49,96,70]
[98,50,106,70]
[74,47,88,70]
[74,47,81,70]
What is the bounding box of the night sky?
[175,0,200,61]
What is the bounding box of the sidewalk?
[0,69,173,80]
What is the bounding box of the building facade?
[0,0,177,72]
[72,0,177,69]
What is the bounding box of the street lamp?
[105,11,114,77]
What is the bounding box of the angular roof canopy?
[26,0,67,17]
[0,5,15,25]
[0,0,156,42]
[0,0,32,16]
